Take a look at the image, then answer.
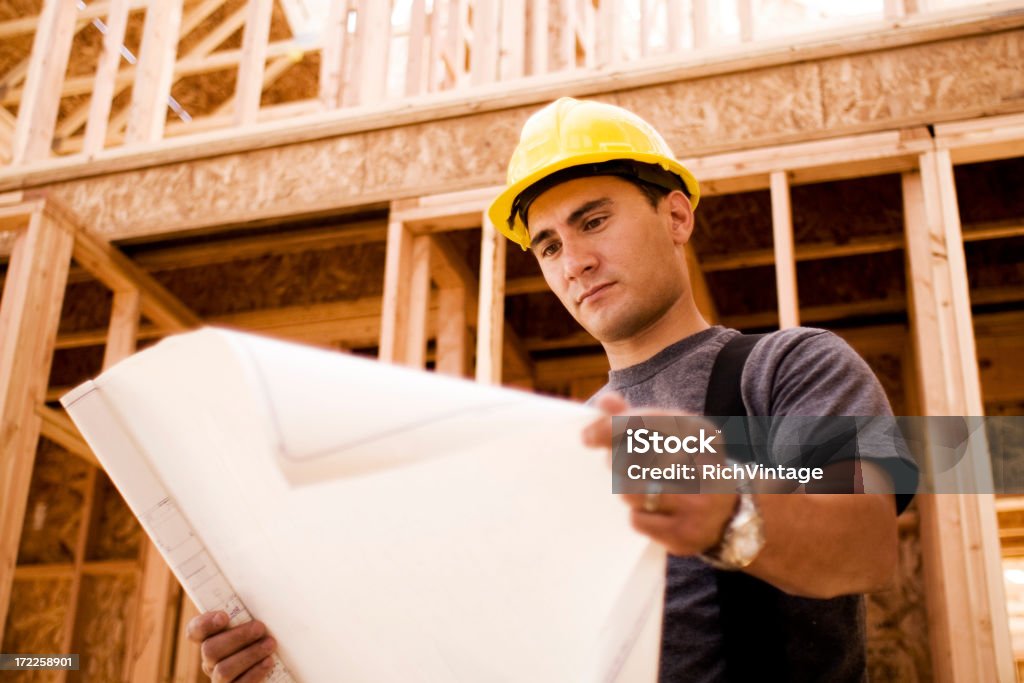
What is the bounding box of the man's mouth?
[577,283,614,305]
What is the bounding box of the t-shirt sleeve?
[741,327,918,514]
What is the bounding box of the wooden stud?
[36,406,98,467]
[379,218,415,363]
[125,0,184,144]
[885,0,906,20]
[499,0,526,80]
[738,0,754,42]
[172,594,204,683]
[426,0,445,92]
[59,0,230,140]
[529,0,549,74]
[67,214,201,332]
[436,287,470,377]
[0,205,74,646]
[558,0,576,70]
[769,170,799,329]
[685,244,718,324]
[667,0,684,51]
[471,0,499,86]
[320,0,350,108]
[640,0,654,57]
[234,0,274,126]
[83,0,133,155]
[444,0,468,88]
[692,0,709,49]
[405,234,433,368]
[902,155,1015,683]
[9,0,78,163]
[475,213,506,384]
[405,0,428,96]
[0,107,14,164]
[355,0,391,104]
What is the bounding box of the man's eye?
[584,216,606,231]
[541,242,561,258]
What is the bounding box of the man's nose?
[561,240,598,281]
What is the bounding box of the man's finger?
[594,391,629,415]
[186,611,229,642]
[235,657,276,683]
[210,636,276,683]
[201,620,268,670]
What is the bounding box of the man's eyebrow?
[529,228,556,251]
[567,198,612,227]
[528,198,613,250]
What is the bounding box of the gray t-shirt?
[600,325,906,682]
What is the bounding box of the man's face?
[525,175,692,343]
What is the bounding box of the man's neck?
[601,298,711,371]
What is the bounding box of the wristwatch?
[699,492,766,571]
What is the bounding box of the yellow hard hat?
[487,97,701,250]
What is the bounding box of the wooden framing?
[1,3,1023,677]
[234,0,275,126]
[9,0,77,163]
[770,170,799,329]
[902,152,1015,683]
[125,0,184,145]
[0,202,74,646]
[82,0,133,156]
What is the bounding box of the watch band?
[699,492,766,571]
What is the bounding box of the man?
[189,97,913,682]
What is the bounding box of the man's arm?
[586,392,900,600]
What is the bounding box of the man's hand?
[186,611,277,683]
[583,391,737,557]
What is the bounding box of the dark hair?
[511,160,689,230]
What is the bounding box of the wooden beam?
[770,170,799,329]
[430,233,532,380]
[125,0,184,144]
[82,0,133,155]
[471,0,500,86]
[319,0,351,108]
[405,0,428,96]
[476,214,506,384]
[738,0,754,42]
[685,243,718,324]
[355,0,391,104]
[379,218,415,363]
[0,107,14,164]
[404,234,432,368]
[666,0,684,51]
[436,286,470,377]
[499,0,525,79]
[530,0,549,74]
[36,405,98,467]
[234,0,274,126]
[0,204,73,646]
[64,212,200,332]
[692,0,709,49]
[558,0,576,69]
[9,0,77,163]
[56,0,245,139]
[902,153,1015,683]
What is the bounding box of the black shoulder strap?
[705,332,766,417]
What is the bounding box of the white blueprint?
[61,328,664,683]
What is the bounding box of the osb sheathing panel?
[1,579,73,683]
[820,30,1024,130]
[45,28,1024,241]
[17,438,92,565]
[70,573,138,683]
[866,510,932,682]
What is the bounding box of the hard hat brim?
[487,152,701,251]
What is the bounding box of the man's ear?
[665,190,695,245]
